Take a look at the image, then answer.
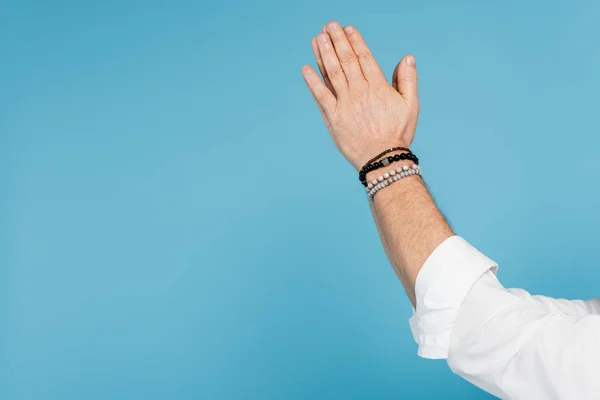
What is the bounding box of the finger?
[316,32,348,94]
[311,36,335,95]
[325,21,365,85]
[342,26,386,84]
[395,54,419,101]
[302,65,336,114]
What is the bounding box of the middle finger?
[325,21,366,87]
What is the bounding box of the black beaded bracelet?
[358,147,413,185]
[360,147,412,171]
[359,152,419,186]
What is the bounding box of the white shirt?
[410,235,600,400]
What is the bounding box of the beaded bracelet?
[359,152,419,186]
[366,163,421,201]
[360,147,412,171]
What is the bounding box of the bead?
[368,183,373,189]
[388,178,393,183]
[381,158,389,166]
[371,179,378,185]
[378,176,384,182]
[403,165,409,171]
[396,167,402,173]
[384,173,389,179]
[389,170,395,175]
[400,172,405,177]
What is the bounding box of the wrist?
[368,164,424,203]
[355,140,412,172]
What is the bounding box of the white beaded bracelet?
[366,163,421,201]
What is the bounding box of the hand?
[302,21,420,171]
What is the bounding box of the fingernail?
[344,26,354,34]
[318,33,328,43]
[406,55,415,66]
[327,21,339,31]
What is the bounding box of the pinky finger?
[302,65,336,115]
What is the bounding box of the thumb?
[393,54,418,101]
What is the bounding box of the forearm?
[367,167,454,306]
[301,21,453,305]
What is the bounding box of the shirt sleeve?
[408,235,498,358]
[504,287,600,315]
[409,235,600,399]
[447,270,600,399]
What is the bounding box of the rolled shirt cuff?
[409,235,498,359]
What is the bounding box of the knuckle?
[328,66,344,79]
[374,85,387,96]
[399,75,418,84]
[351,81,370,95]
[316,89,331,103]
[352,87,368,100]
[339,51,357,65]
[355,50,372,61]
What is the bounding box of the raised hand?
[302,21,420,170]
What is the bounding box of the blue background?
[2,0,600,398]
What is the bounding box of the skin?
[302,21,454,306]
